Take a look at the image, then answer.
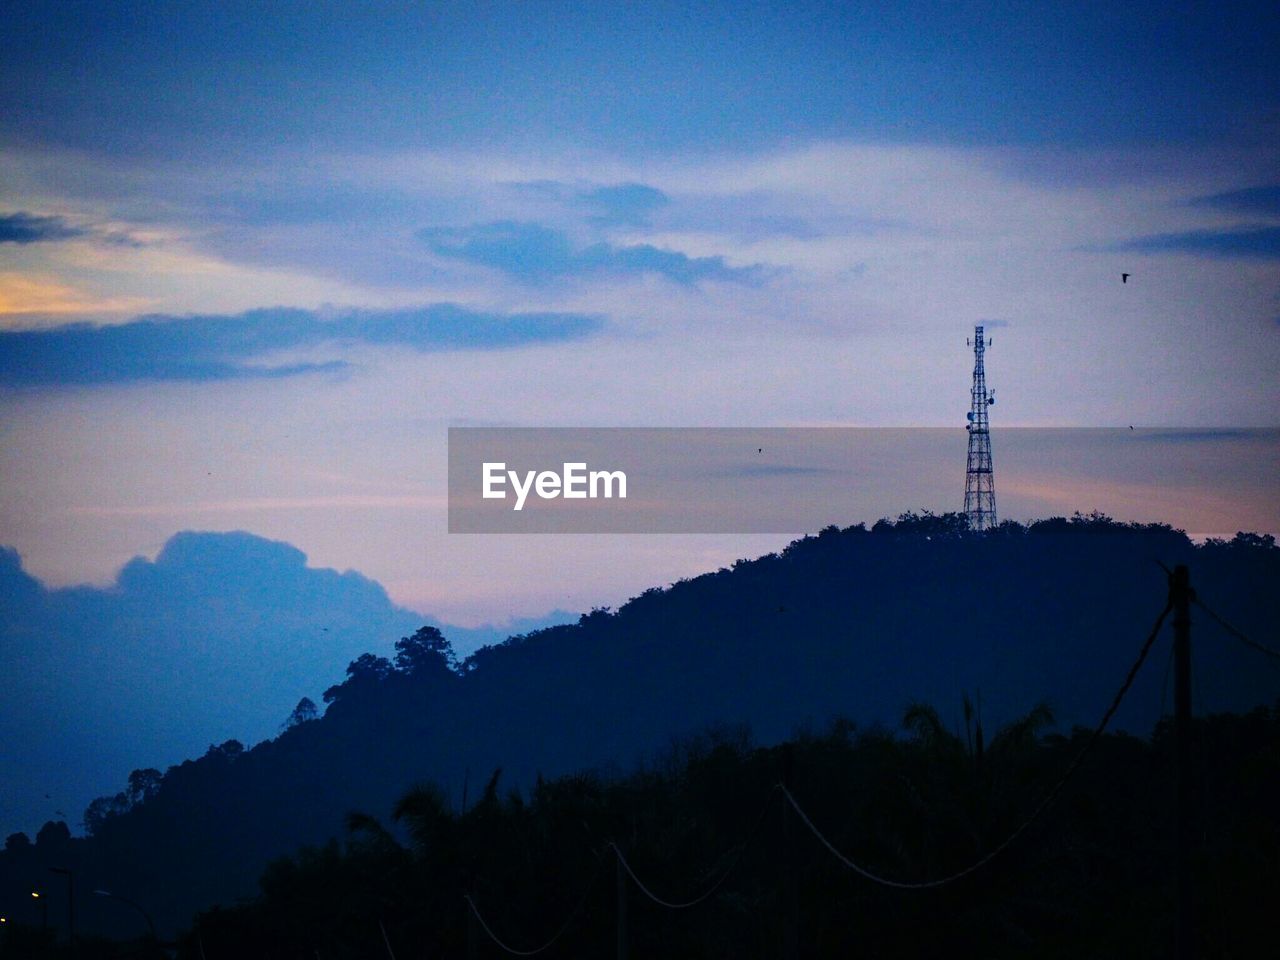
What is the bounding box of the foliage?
[180,704,1280,960]
[284,696,318,729]
[2,514,1276,946]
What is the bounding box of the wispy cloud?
[505,180,669,226]
[1190,184,1280,216]
[0,304,602,386]
[418,220,763,285]
[708,463,843,480]
[1108,225,1280,259]
[0,212,86,244]
[1130,429,1259,444]
[0,273,150,316]
[67,494,448,517]
[581,183,669,226]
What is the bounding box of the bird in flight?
[1122,273,1130,283]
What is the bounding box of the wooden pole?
[1171,564,1194,960]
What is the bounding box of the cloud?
[1130,429,1257,444]
[506,180,670,226]
[1190,184,1280,215]
[0,273,149,316]
[710,463,843,480]
[0,304,602,386]
[0,531,425,836]
[581,183,669,226]
[418,220,762,285]
[1108,225,1280,259]
[0,212,86,244]
[0,529,576,835]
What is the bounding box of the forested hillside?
[2,513,1276,942]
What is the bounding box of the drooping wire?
[1194,596,1280,661]
[464,854,605,957]
[378,918,398,960]
[782,599,1175,890]
[610,783,780,910]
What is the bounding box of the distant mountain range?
[1,514,1276,937]
[0,531,573,838]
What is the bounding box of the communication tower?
[963,325,997,530]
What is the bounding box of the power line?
[464,857,605,957]
[465,589,1190,949]
[1194,596,1280,662]
[610,784,779,910]
[782,599,1175,890]
[378,918,398,960]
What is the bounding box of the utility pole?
[30,892,46,935]
[963,325,997,530]
[1171,564,1194,960]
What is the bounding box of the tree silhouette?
[4,831,31,851]
[7,513,1276,951]
[284,696,319,728]
[34,820,70,848]
[323,653,392,704]
[393,626,457,676]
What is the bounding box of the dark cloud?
[0,531,424,836]
[1109,225,1280,259]
[0,305,602,386]
[0,211,86,244]
[0,530,575,834]
[1190,184,1280,215]
[507,180,670,226]
[1132,429,1257,444]
[581,183,669,226]
[418,220,762,285]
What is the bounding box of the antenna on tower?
[963,325,997,531]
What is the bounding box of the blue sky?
[1,4,1278,644]
[3,1,1277,155]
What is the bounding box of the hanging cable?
[1194,596,1280,661]
[464,855,604,957]
[782,599,1175,890]
[378,918,398,960]
[610,783,780,910]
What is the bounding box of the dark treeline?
[189,705,1278,960]
[1,513,1277,946]
[8,705,1280,958]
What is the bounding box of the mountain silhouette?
[0,531,569,839]
[1,513,1276,937]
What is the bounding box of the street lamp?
[30,891,47,932]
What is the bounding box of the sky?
[1,2,1279,827]
[1,0,1278,612]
